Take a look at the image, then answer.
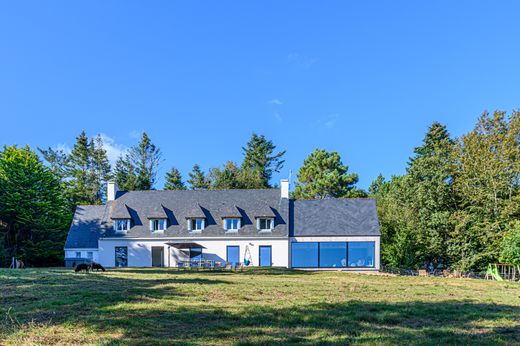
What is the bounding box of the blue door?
[227,246,240,265]
[259,246,272,267]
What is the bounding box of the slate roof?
[102,189,288,240]
[64,204,111,248]
[290,199,380,237]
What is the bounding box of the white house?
[64,180,380,270]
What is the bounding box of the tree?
[164,167,186,190]
[91,135,112,203]
[0,145,71,266]
[68,131,96,204]
[128,132,162,190]
[208,161,242,189]
[406,122,456,265]
[114,154,137,191]
[241,133,286,188]
[293,149,365,199]
[38,146,69,180]
[501,222,520,265]
[187,164,210,190]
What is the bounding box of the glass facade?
[348,242,375,268]
[291,241,375,268]
[291,242,319,268]
[115,246,128,267]
[319,242,347,268]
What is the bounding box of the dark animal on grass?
[91,262,106,272]
[74,263,91,273]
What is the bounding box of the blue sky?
[1,1,519,190]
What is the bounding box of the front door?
[152,247,164,267]
[259,246,272,267]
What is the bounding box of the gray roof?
[102,189,289,239]
[111,203,132,219]
[64,205,111,248]
[291,199,380,237]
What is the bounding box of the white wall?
[290,236,381,270]
[65,249,99,262]
[98,238,289,268]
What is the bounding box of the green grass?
[1,268,519,345]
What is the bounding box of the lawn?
[1,268,519,345]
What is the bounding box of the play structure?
[8,257,24,269]
[485,264,519,281]
[243,245,253,266]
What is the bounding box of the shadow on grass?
[117,267,312,276]
[1,269,519,345]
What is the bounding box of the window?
[75,251,81,258]
[319,242,347,268]
[227,246,240,265]
[190,247,203,260]
[257,218,274,231]
[115,246,128,267]
[348,242,375,268]
[114,219,131,232]
[291,242,319,268]
[87,251,93,260]
[188,218,205,231]
[150,218,167,232]
[224,218,240,231]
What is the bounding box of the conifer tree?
[164,167,186,190]
[114,154,137,191]
[68,130,96,204]
[129,132,162,190]
[91,135,112,203]
[187,164,210,190]
[241,133,286,188]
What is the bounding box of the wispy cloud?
[288,52,317,69]
[273,112,283,122]
[128,130,142,139]
[99,133,128,165]
[268,99,283,105]
[315,114,340,129]
[54,143,71,154]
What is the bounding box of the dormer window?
[149,218,167,232]
[257,218,274,231]
[187,218,205,232]
[224,218,241,232]
[114,219,131,233]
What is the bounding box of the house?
[64,180,381,270]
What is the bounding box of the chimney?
[280,179,289,199]
[107,182,119,202]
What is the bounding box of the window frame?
[291,241,376,269]
[114,219,131,233]
[87,251,93,260]
[150,218,167,232]
[223,218,241,232]
[75,251,82,258]
[187,218,205,232]
[115,246,128,267]
[347,241,375,269]
[256,217,274,231]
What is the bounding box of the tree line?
[0,131,362,266]
[1,110,519,269]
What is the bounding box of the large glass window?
[115,246,128,267]
[348,242,375,268]
[319,242,347,268]
[291,242,319,268]
[226,246,240,265]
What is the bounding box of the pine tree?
[68,130,96,204]
[91,135,112,203]
[164,167,186,190]
[114,154,137,191]
[187,164,210,190]
[241,133,286,188]
[209,161,241,189]
[129,132,162,190]
[38,146,69,180]
[293,149,365,199]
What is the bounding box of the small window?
[257,218,274,231]
[87,251,93,259]
[75,251,81,258]
[188,218,205,231]
[114,219,131,232]
[150,218,167,232]
[224,218,240,231]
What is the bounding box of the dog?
[74,263,91,273]
[91,262,106,272]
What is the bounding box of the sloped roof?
[219,204,242,218]
[185,204,206,218]
[253,204,276,218]
[64,205,110,248]
[291,199,380,236]
[111,203,132,219]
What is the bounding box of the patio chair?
[213,262,222,271]
[224,262,233,271]
[202,261,212,270]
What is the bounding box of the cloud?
[99,133,128,165]
[287,52,317,69]
[315,114,340,129]
[128,130,142,139]
[54,143,71,155]
[273,112,283,122]
[268,99,283,105]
